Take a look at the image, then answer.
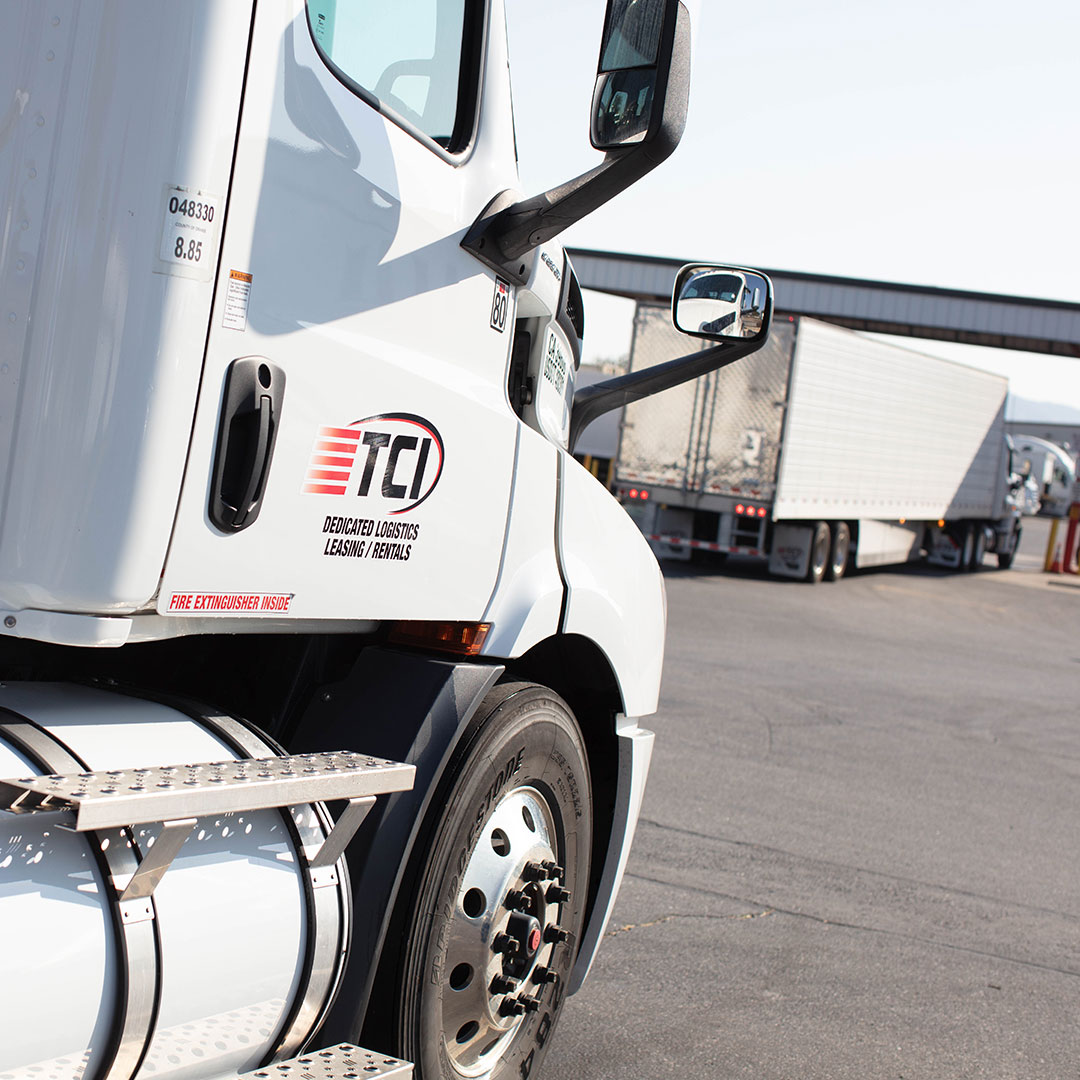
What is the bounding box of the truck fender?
[557,455,666,718]
[287,647,504,1042]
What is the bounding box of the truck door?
[160,0,521,622]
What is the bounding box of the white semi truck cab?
[0,4,771,1080]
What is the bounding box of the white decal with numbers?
[155,184,221,281]
[490,277,510,332]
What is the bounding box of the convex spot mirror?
[673,265,772,341]
[592,0,683,150]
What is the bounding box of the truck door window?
[306,0,479,153]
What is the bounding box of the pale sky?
[504,0,1080,415]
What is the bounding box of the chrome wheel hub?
[437,786,570,1077]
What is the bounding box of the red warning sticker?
[165,592,293,615]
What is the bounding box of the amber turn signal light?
[388,620,491,656]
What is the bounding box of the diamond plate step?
[239,1044,412,1079]
[0,751,415,830]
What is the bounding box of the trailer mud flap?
[768,523,812,579]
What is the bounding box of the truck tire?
[959,524,975,571]
[997,525,1021,569]
[388,681,592,1080]
[806,521,831,584]
[825,521,851,581]
[968,526,987,571]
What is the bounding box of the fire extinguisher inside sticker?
[223,270,252,331]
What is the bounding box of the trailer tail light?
[389,621,491,656]
[640,490,649,500]
[735,504,745,515]
[756,506,766,518]
[629,488,638,499]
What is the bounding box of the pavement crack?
[624,870,1080,981]
[607,909,773,937]
[636,817,1080,923]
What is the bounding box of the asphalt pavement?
[547,516,1080,1080]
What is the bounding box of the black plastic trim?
[461,0,691,284]
[568,276,775,453]
[287,648,505,1043]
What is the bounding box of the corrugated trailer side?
[774,320,1009,522]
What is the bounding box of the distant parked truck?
[1009,434,1077,517]
[615,311,1023,581]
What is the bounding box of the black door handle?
[209,357,286,532]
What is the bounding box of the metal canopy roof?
[567,248,1080,358]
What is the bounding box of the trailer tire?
[825,522,851,581]
[806,521,831,584]
[959,525,975,571]
[388,681,592,1080]
[969,526,987,571]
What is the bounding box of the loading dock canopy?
[568,248,1080,358]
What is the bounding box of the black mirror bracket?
[569,335,766,455]
[568,278,774,454]
[462,1,691,286]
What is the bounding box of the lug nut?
[492,933,518,956]
[545,885,571,905]
[490,975,518,995]
[505,889,529,911]
[543,924,568,945]
[522,861,546,882]
[520,994,542,1013]
[499,996,527,1017]
[540,861,564,880]
[531,966,559,986]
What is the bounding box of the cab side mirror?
[592,0,684,151]
[673,265,772,342]
[462,0,691,284]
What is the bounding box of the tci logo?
[303,413,444,514]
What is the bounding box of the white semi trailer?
[617,310,1023,581]
[0,4,773,1080]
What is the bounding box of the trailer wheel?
[389,682,592,1080]
[806,521,831,584]
[825,522,851,581]
[968,526,987,571]
[958,525,975,570]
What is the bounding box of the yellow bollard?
[1044,518,1061,572]
[1069,502,1080,573]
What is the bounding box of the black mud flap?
[288,647,504,1042]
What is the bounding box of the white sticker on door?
[155,185,221,281]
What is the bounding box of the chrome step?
[239,1044,413,1079]
[0,750,414,830]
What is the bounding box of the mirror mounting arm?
[569,336,766,455]
[461,3,690,286]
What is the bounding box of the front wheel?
[390,682,592,1080]
[997,524,1022,569]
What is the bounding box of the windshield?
[683,274,741,303]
